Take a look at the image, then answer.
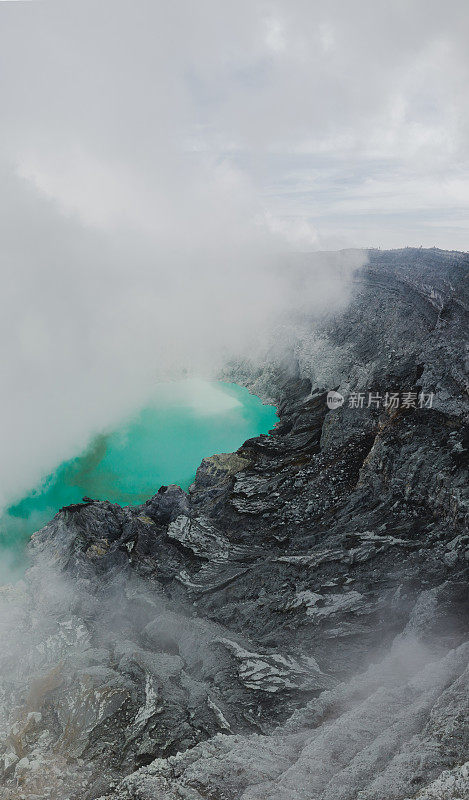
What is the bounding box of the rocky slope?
[0,248,467,800]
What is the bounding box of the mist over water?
[0,380,276,580]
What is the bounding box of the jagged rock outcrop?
[0,248,467,800]
[97,632,469,800]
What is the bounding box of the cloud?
[0,163,276,509]
[0,0,467,513]
[0,160,360,513]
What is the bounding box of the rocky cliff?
[0,248,467,800]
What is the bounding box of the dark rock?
[0,248,468,800]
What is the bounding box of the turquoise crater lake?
[0,380,277,574]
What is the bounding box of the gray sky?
[0,0,468,509]
[1,0,468,249]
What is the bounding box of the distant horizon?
[293,244,469,255]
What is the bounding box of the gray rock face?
[96,636,469,800]
[0,248,467,800]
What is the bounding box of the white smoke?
[1,0,467,511]
[0,162,363,514]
